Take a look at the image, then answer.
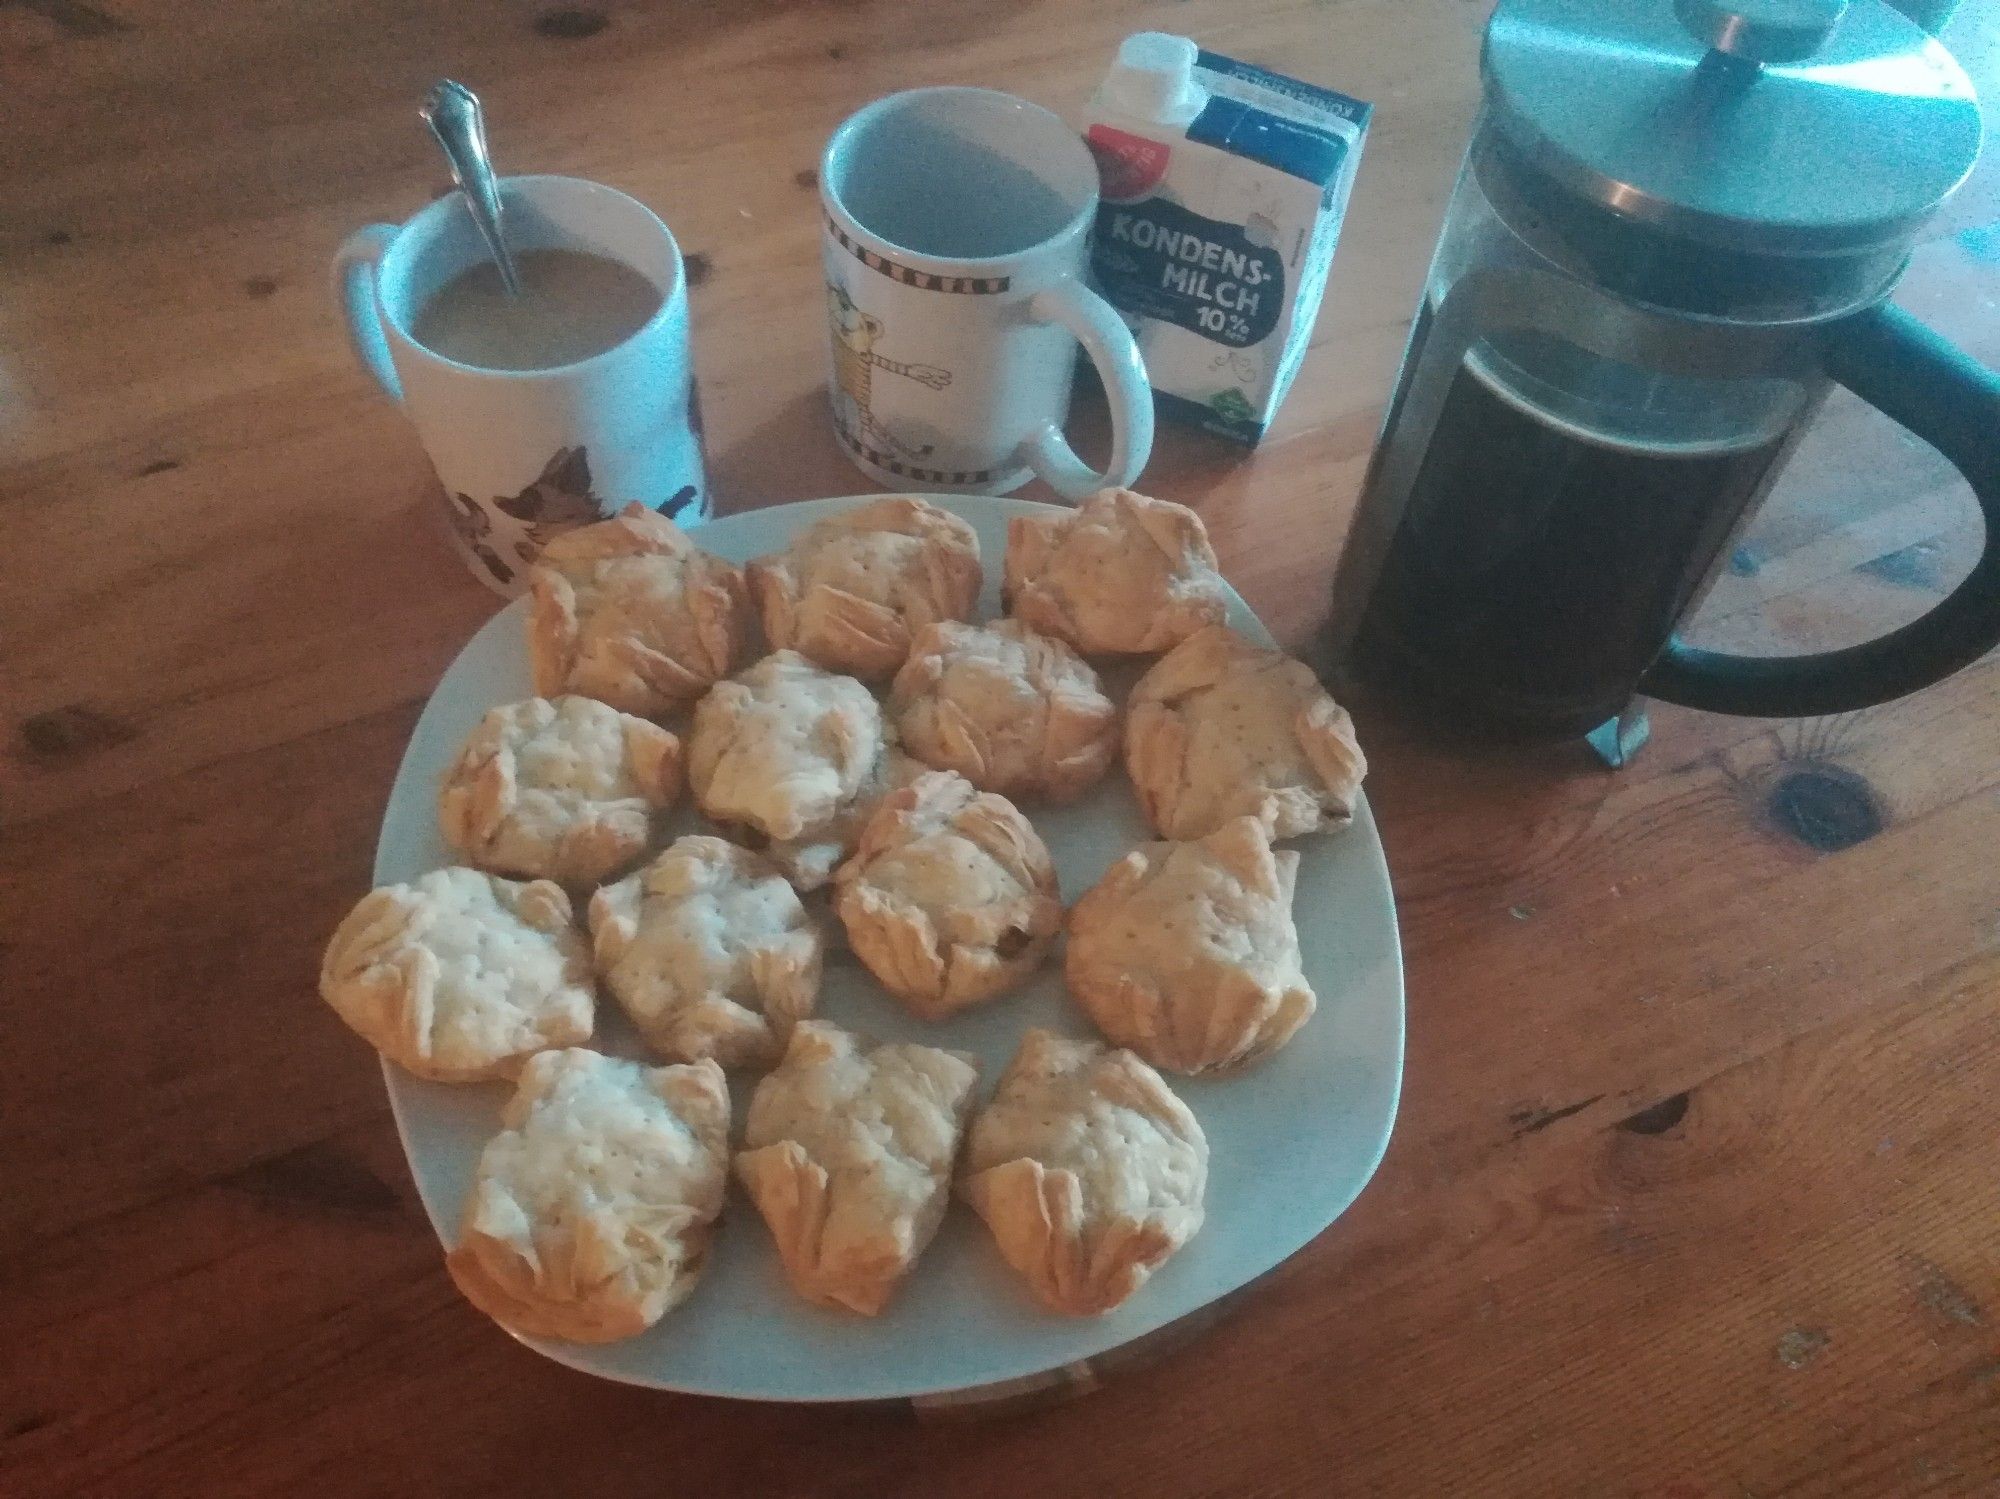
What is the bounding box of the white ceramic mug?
[333,175,706,594]
[820,88,1153,499]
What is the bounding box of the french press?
[1329,0,2000,743]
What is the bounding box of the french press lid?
[1483,0,1983,257]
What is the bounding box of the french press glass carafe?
[1329,0,2000,741]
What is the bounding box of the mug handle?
[1641,303,2000,717]
[1021,279,1154,501]
[332,223,404,401]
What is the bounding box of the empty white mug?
[820,88,1154,499]
[333,175,706,594]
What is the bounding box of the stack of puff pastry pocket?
[316,486,1367,1343]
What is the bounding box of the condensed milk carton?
[1083,33,1370,444]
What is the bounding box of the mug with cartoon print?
[334,175,707,593]
[820,88,1153,500]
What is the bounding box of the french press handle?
[1642,303,2000,717]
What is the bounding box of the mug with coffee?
[334,175,705,592]
[820,87,1154,500]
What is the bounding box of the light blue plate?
[374,493,1403,1401]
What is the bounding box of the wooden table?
[5,2,1998,1494]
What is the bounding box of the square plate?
[373,493,1403,1401]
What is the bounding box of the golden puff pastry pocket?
[319,867,594,1082]
[589,836,823,1069]
[687,650,908,890]
[446,1048,730,1344]
[748,496,982,680]
[1126,625,1366,841]
[959,1029,1207,1316]
[1066,816,1314,1074]
[438,695,681,888]
[527,502,751,718]
[735,1020,978,1315]
[889,618,1118,804]
[832,770,1062,1020]
[1002,488,1229,656]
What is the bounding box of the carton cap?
[1104,32,1207,126]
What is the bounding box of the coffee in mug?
[410,248,665,371]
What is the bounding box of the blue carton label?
[1185,94,1354,187]
[1093,200,1285,349]
[1193,50,1373,130]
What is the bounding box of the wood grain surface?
[3,2,1998,1496]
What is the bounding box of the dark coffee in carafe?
[1352,310,1791,738]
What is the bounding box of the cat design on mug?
[443,445,704,585]
[827,282,952,458]
[447,446,604,583]
[441,488,517,585]
[493,446,604,559]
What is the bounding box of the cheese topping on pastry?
[687,650,908,890]
[589,836,822,1068]
[447,1048,730,1344]
[319,867,594,1082]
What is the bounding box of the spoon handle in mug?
[420,79,521,297]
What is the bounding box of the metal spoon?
[420,79,520,296]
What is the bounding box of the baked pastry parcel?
[1126,625,1367,841]
[447,1048,730,1344]
[527,502,751,717]
[438,695,682,888]
[958,1029,1207,1316]
[1066,816,1314,1074]
[889,618,1118,804]
[748,496,982,680]
[588,836,823,1068]
[832,770,1062,1019]
[1002,487,1230,656]
[687,650,908,890]
[735,1021,979,1315]
[319,867,594,1082]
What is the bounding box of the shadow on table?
[708,387,854,516]
[706,373,1262,518]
